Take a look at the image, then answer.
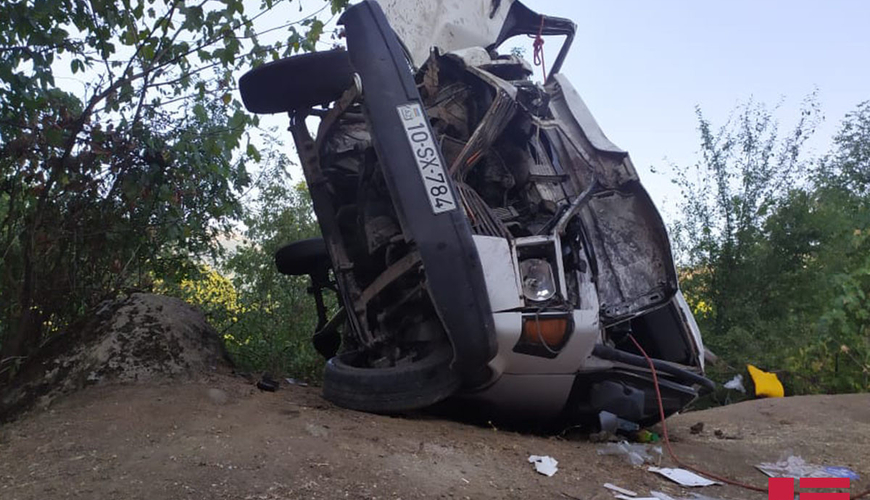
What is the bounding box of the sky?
[521,0,870,217]
[250,0,870,221]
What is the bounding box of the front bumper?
[466,236,709,422]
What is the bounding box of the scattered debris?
[285,378,309,387]
[648,467,720,487]
[600,410,640,433]
[528,455,558,477]
[597,441,663,466]
[304,423,329,438]
[603,482,637,496]
[257,374,279,392]
[635,429,660,443]
[823,467,861,480]
[747,364,784,398]
[589,430,620,443]
[757,455,860,480]
[713,429,741,440]
[689,422,705,435]
[723,374,746,393]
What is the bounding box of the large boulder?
[0,293,232,421]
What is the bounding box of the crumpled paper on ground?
[648,467,721,487]
[757,455,860,480]
[528,455,558,476]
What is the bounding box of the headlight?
[520,258,556,302]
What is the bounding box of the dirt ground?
[1,375,867,500]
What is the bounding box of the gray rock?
[0,293,233,421]
[207,388,229,405]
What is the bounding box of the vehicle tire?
[274,237,330,276]
[239,50,354,114]
[323,346,461,413]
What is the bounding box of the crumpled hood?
[379,0,515,68]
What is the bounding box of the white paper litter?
[648,467,721,487]
[528,455,558,476]
[757,455,860,480]
[723,374,746,393]
[615,496,659,500]
[603,483,637,496]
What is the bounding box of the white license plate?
[396,103,457,214]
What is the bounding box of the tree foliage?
[821,102,870,196]
[221,157,325,379]
[159,154,325,379]
[674,99,870,394]
[154,263,244,335]
[0,0,341,378]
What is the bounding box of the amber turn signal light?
[521,316,570,348]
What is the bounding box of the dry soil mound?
[0,293,231,421]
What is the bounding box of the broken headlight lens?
[520,258,557,302]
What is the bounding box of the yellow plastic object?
[747,364,785,398]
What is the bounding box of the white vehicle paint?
[380,0,515,69]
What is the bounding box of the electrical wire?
[626,334,870,499]
[531,308,563,356]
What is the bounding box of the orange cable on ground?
[625,334,866,499]
[626,334,870,499]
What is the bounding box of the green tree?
[673,98,870,394]
[821,101,870,196]
[221,153,324,379]
[787,229,870,393]
[782,102,870,393]
[0,0,344,378]
[671,96,822,364]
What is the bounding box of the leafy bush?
[221,157,326,380]
[0,0,342,379]
[785,230,870,393]
[154,265,245,336]
[673,99,870,394]
[154,151,327,381]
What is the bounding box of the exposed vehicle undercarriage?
[320,51,588,362]
[240,0,711,425]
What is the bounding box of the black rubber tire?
[274,237,330,276]
[239,49,354,114]
[323,347,461,413]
